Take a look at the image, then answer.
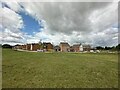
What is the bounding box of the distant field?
[2,49,118,88]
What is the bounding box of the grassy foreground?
[2,49,118,88]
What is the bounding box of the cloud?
[2,1,23,12]
[20,2,112,34]
[1,1,118,46]
[0,6,24,45]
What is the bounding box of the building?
[13,41,91,52]
[22,44,27,50]
[13,44,21,49]
[59,42,70,52]
[83,44,91,51]
[71,44,90,52]
[54,45,61,52]
[80,44,83,52]
[31,43,40,51]
[43,42,53,51]
[26,43,41,51]
[72,44,80,52]
[13,42,53,51]
[26,44,32,50]
[71,43,83,52]
[70,46,74,52]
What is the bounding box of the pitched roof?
[60,42,70,45]
[73,44,80,47]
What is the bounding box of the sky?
[0,0,119,47]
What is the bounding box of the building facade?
[13,42,91,52]
[83,45,91,51]
[54,46,61,52]
[59,42,70,52]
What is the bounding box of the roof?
[73,44,80,47]
[82,44,91,48]
[43,42,52,45]
[54,45,60,49]
[60,42,70,46]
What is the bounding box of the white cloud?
[0,6,24,45]
[1,1,118,46]
[2,1,22,12]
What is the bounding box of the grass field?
[2,49,118,88]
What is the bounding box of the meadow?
[2,49,118,88]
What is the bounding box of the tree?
[104,46,112,50]
[0,44,2,47]
[116,44,120,51]
[2,44,12,49]
[96,46,104,50]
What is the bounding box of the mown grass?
[2,49,118,88]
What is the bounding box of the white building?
[80,44,83,52]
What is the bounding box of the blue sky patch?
[18,11,44,35]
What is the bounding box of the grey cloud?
[20,2,111,34]
[44,2,111,34]
[1,2,118,46]
[0,6,24,44]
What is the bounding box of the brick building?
[54,45,61,52]
[43,42,53,51]
[59,42,70,52]
[83,44,91,51]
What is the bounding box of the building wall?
[54,46,61,52]
[47,43,53,50]
[22,45,27,50]
[83,45,91,51]
[73,45,80,52]
[32,44,40,51]
[26,44,31,50]
[43,43,53,51]
[80,45,83,51]
[59,43,70,52]
[14,43,91,52]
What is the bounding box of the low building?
[14,44,21,49]
[22,45,27,50]
[26,44,32,50]
[83,44,91,51]
[43,42,53,51]
[54,46,61,52]
[71,43,83,52]
[59,42,70,52]
[80,44,83,52]
[70,46,74,52]
[26,43,41,51]
[13,42,91,52]
[72,44,80,52]
[32,43,40,51]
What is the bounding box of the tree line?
[96,44,120,51]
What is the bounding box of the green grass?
[2,49,118,88]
